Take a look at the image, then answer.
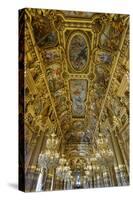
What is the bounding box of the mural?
[45,63,70,131]
[95,65,110,89]
[94,49,112,65]
[55,95,67,115]
[70,80,88,117]
[68,33,89,71]
[42,49,60,63]
[100,15,125,51]
[32,16,58,48]
[46,63,64,94]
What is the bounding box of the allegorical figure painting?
[70,80,88,117]
[68,33,89,71]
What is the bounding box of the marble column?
[112,130,129,185]
[103,171,110,187]
[36,168,44,192]
[119,165,129,186]
[110,130,124,186]
[50,169,55,191]
[96,174,101,188]
[29,131,45,191]
[45,169,52,191]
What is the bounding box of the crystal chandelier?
[82,130,114,188]
[83,164,92,186]
[95,133,114,165]
[84,163,92,177]
[38,149,60,169]
[56,155,72,182]
[83,158,101,188]
[46,132,59,150]
[86,157,100,175]
[36,130,60,191]
[38,132,60,168]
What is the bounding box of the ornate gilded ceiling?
[20,8,129,191]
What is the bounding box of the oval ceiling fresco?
[68,32,89,72]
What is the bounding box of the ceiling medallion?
[68,32,90,72]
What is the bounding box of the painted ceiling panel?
[68,32,89,72]
[70,79,88,118]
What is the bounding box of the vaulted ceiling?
[20,9,129,177]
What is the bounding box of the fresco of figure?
[69,33,89,71]
[70,80,87,117]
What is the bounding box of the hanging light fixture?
[56,155,72,189]
[36,129,60,191]
[39,131,60,168]
[96,133,114,165]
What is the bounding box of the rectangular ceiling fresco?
[70,79,88,118]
